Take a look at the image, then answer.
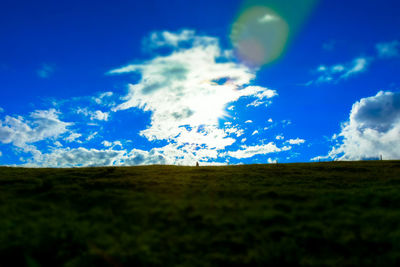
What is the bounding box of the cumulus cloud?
[108,30,277,157]
[3,30,287,167]
[308,57,370,84]
[26,147,127,167]
[92,110,109,121]
[376,41,399,58]
[26,141,223,167]
[224,143,291,159]
[0,109,71,152]
[326,91,400,160]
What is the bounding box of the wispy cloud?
[322,40,336,51]
[224,143,291,159]
[308,57,370,85]
[37,63,55,78]
[376,41,399,58]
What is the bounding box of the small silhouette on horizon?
[196,162,199,167]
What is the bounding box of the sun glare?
[231,6,289,67]
[231,0,318,67]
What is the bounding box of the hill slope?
[1,161,400,266]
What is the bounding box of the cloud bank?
[326,91,400,160]
[1,30,305,167]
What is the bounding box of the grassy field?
[1,161,400,266]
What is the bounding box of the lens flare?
[231,6,288,67]
[231,0,318,67]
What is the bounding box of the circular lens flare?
[230,6,289,67]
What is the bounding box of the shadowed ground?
[1,161,400,266]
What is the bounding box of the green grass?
[1,161,400,266]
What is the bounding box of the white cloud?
[92,110,109,121]
[102,140,123,148]
[174,125,235,150]
[224,143,291,159]
[235,129,244,137]
[108,30,277,155]
[54,141,62,147]
[28,141,220,167]
[93,91,113,105]
[25,147,126,167]
[0,151,2,157]
[310,57,370,84]
[76,108,109,121]
[244,86,277,107]
[151,143,220,165]
[23,145,169,167]
[224,125,244,137]
[102,140,112,147]
[0,107,4,113]
[86,131,98,141]
[268,118,273,122]
[245,120,253,123]
[376,41,399,58]
[281,120,292,126]
[37,64,54,78]
[65,133,82,143]
[327,91,400,160]
[0,109,71,153]
[276,135,284,140]
[252,130,259,135]
[4,30,284,167]
[341,58,369,78]
[286,138,305,145]
[144,29,196,50]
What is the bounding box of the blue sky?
[1,0,400,166]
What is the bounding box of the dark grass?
[1,161,400,266]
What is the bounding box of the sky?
[0,0,400,167]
